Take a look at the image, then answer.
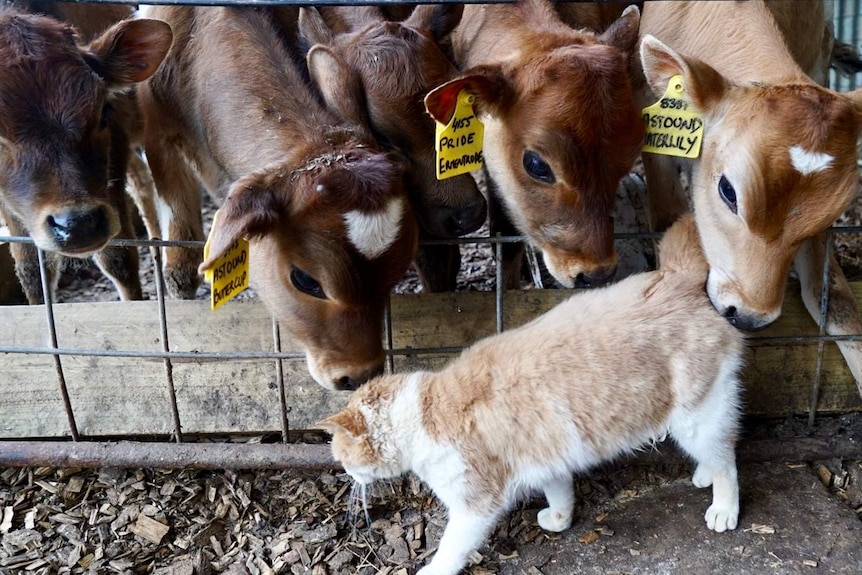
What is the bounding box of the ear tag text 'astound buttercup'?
[434,90,484,179]
[203,211,249,311]
[642,75,704,159]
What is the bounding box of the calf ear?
[298,7,336,46]
[307,45,374,135]
[424,66,510,124]
[406,4,464,42]
[198,173,284,273]
[640,35,728,113]
[84,18,172,86]
[598,5,640,55]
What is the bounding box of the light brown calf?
[638,0,862,393]
[0,4,171,303]
[298,5,487,291]
[425,0,643,288]
[138,7,418,390]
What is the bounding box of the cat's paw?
[704,502,739,533]
[537,507,572,532]
[692,464,714,488]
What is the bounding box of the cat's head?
[318,374,408,484]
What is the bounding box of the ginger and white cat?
[319,215,745,575]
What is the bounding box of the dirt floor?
[1,415,861,574]
[2,167,861,574]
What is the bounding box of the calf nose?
[438,197,487,237]
[47,206,111,251]
[721,306,771,332]
[574,263,617,288]
[335,363,385,391]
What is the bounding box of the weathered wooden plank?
[0,282,861,439]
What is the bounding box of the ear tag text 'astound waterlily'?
[434,90,484,179]
[203,211,249,311]
[642,75,704,159]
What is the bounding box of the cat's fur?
[319,214,745,575]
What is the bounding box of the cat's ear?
[317,409,366,437]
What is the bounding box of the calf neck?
[139,7,417,390]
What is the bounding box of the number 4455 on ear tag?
[434,90,484,180]
[642,75,704,159]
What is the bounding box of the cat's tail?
[657,213,709,277]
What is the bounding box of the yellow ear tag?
[203,210,250,311]
[642,75,704,159]
[434,90,484,179]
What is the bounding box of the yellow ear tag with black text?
[203,210,250,311]
[642,75,704,159]
[434,90,484,179]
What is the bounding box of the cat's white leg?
[692,463,713,488]
[537,475,575,532]
[670,358,742,533]
[418,509,498,575]
[703,464,739,533]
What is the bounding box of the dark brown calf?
[138,7,418,390]
[298,5,486,291]
[426,0,643,289]
[0,5,172,303]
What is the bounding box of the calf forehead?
[729,86,860,240]
[349,24,453,93]
[513,46,636,145]
[0,60,102,141]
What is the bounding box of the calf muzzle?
[46,205,113,254]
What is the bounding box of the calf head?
[299,5,486,239]
[200,147,418,391]
[425,6,643,287]
[0,10,171,256]
[641,35,862,330]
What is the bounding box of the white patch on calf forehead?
[789,145,834,176]
[344,198,404,259]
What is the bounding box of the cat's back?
[421,267,743,465]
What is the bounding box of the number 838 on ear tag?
[642,74,704,159]
[434,90,484,180]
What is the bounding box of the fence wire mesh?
[1,0,862,469]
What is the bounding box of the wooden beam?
[1,281,861,439]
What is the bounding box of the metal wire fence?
[1,0,862,469]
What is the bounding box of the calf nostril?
[337,376,362,391]
[723,306,739,327]
[47,206,110,248]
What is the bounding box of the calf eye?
[523,150,555,184]
[718,175,737,214]
[290,266,326,299]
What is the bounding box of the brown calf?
[0,5,171,303]
[138,7,418,390]
[425,0,643,288]
[637,0,862,392]
[297,5,486,292]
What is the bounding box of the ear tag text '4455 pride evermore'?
[203,211,249,311]
[434,90,484,179]
[642,75,704,159]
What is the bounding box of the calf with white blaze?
[138,7,417,390]
[298,5,486,292]
[637,0,862,393]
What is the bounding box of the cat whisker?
[360,482,372,529]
